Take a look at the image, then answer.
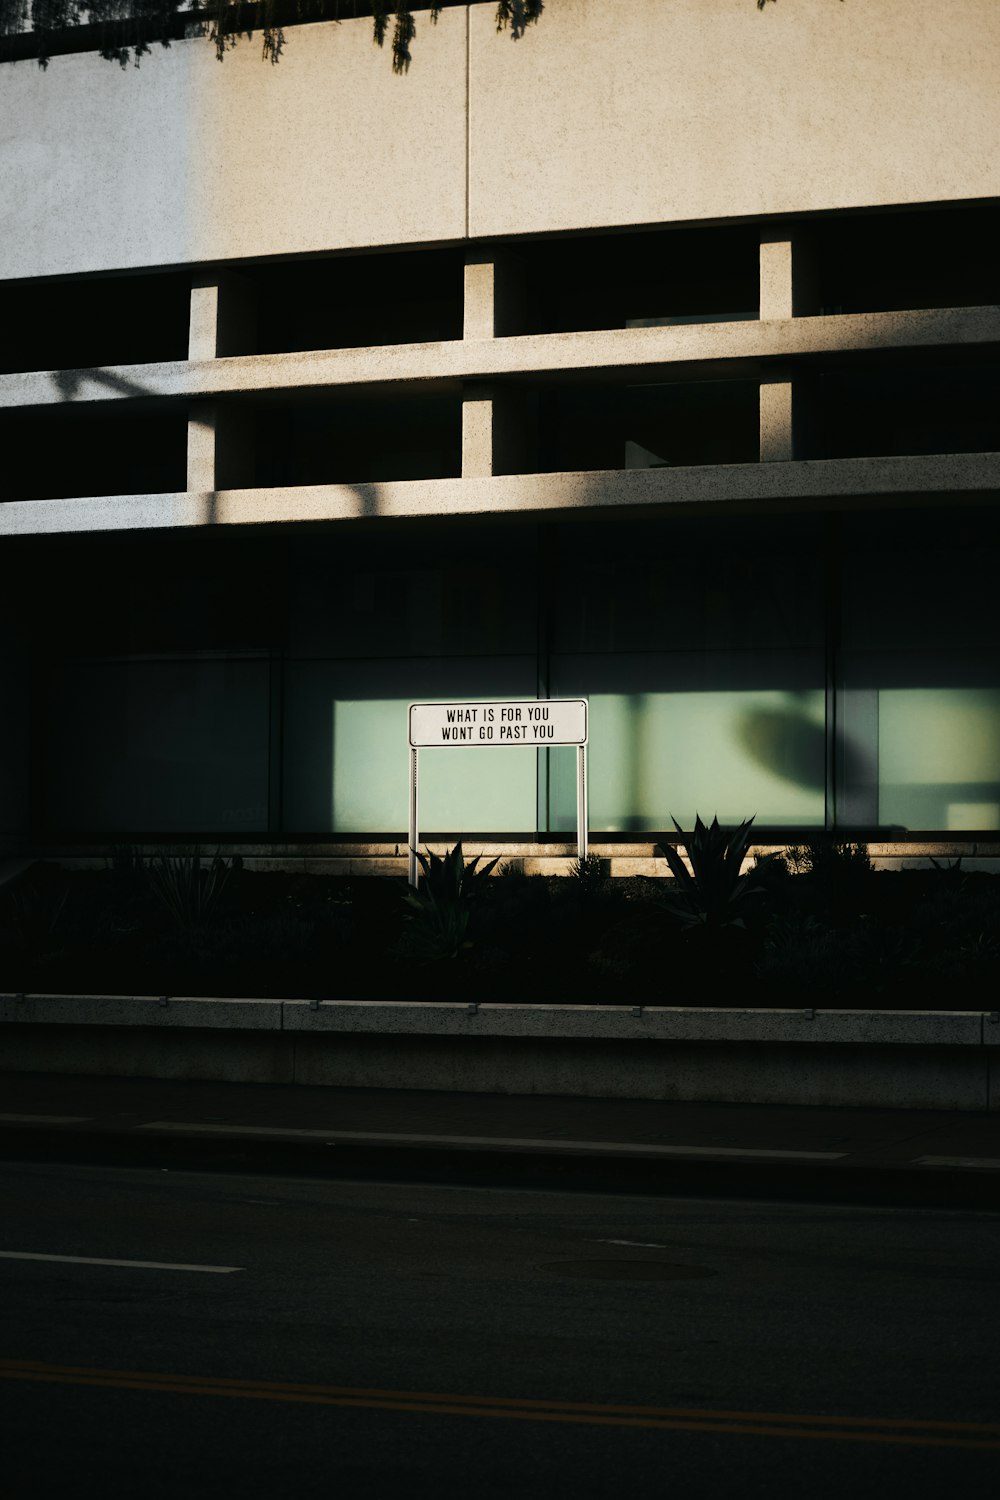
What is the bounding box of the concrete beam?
[3,451,998,537]
[3,308,999,411]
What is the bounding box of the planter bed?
[1,863,999,1011]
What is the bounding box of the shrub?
[400,843,499,960]
[146,849,242,931]
[658,815,777,929]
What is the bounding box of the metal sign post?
[408,698,589,886]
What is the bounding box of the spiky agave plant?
[146,848,241,930]
[658,815,777,930]
[401,842,499,959]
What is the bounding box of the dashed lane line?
[0,1252,242,1273]
[136,1122,846,1160]
[915,1156,1000,1171]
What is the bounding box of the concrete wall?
[0,9,468,279]
[468,0,1000,237]
[2,1002,998,1109]
[2,1027,997,1111]
[2,0,998,281]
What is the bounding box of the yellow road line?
[0,1360,997,1452]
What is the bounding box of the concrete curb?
[3,996,999,1110]
[1,994,998,1045]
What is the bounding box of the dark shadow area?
[26,528,281,835]
[805,203,1000,316]
[9,507,1000,843]
[0,272,190,374]
[534,379,760,473]
[231,248,465,357]
[0,404,187,500]
[799,360,1000,460]
[736,705,827,792]
[52,367,160,402]
[235,390,462,489]
[4,857,1000,1010]
[513,225,760,335]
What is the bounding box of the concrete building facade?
[2,0,999,868]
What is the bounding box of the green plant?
[570,852,606,895]
[785,839,872,921]
[400,842,499,960]
[0,866,70,962]
[929,854,965,891]
[658,815,776,929]
[785,841,872,878]
[145,848,242,931]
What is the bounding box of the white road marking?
[137,1122,845,1160]
[915,1155,1000,1171]
[590,1239,668,1249]
[0,1251,242,1273]
[0,1114,92,1124]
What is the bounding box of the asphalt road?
[2,1160,999,1498]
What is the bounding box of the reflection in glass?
[547,679,825,832]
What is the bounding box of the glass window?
[42,656,270,833]
[836,514,1000,831]
[545,520,826,832]
[282,658,538,835]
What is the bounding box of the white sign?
[406,699,590,885]
[409,699,588,749]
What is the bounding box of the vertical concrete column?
[758,232,814,462]
[760,236,794,323]
[189,273,257,360]
[187,401,219,494]
[759,381,796,463]
[187,274,258,492]
[463,252,524,340]
[462,252,529,477]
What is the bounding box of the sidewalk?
[2,1071,999,1210]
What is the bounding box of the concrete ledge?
[3,998,997,1109]
[281,1002,990,1048]
[22,842,1000,880]
[3,308,999,411]
[4,452,1000,538]
[0,994,284,1030]
[1,995,993,1046]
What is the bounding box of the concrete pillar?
[758,231,815,461]
[187,274,258,491]
[187,399,256,493]
[760,231,817,320]
[760,237,794,322]
[187,400,218,492]
[462,252,530,476]
[189,272,257,360]
[463,251,524,340]
[759,380,796,463]
[462,385,496,478]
